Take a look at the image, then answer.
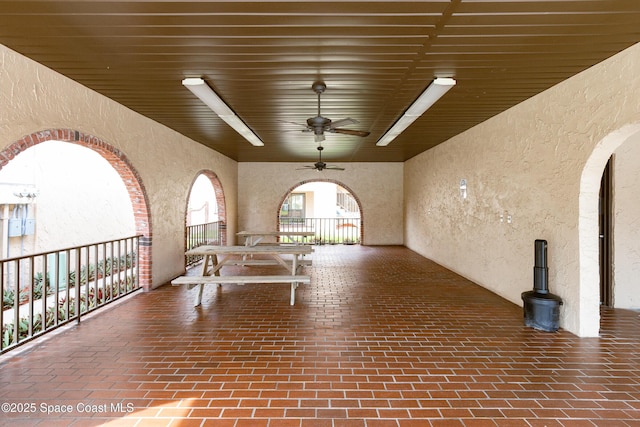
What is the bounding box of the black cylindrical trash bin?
[521,240,563,332]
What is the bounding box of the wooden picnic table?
[188,244,313,275]
[173,244,313,306]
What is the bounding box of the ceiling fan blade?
[279,120,314,134]
[328,117,358,128]
[330,128,371,137]
[295,165,344,171]
[278,119,308,128]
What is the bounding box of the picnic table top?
[236,230,315,237]
[186,244,313,256]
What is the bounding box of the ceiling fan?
[297,145,345,171]
[296,82,370,142]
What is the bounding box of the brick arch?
[276,178,364,244]
[0,129,153,290]
[186,170,228,245]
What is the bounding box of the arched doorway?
[579,123,640,336]
[277,179,363,245]
[184,171,227,266]
[0,129,152,290]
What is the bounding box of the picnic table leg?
[195,284,205,306]
[195,254,219,307]
[290,254,301,305]
[194,255,208,306]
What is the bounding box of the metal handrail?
[1,235,142,354]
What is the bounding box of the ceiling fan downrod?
[312,81,326,117]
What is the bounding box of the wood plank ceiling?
[1,1,639,163]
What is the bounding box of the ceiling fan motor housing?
[312,82,326,94]
[307,115,331,134]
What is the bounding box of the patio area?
[0,245,638,426]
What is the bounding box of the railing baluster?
[41,254,47,334]
[129,238,133,290]
[13,260,20,345]
[64,250,71,324]
[118,239,123,298]
[134,237,139,291]
[99,242,105,307]
[27,256,34,337]
[53,251,59,326]
[122,238,127,293]
[84,245,90,314]
[109,240,115,303]
[74,248,81,324]
[92,244,98,309]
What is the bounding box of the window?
[281,193,305,222]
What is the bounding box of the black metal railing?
[1,235,141,354]
[279,217,361,244]
[186,221,222,267]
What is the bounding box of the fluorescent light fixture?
[376,77,456,147]
[182,77,264,147]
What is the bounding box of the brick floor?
[0,245,639,426]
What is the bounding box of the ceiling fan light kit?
[301,81,370,143]
[376,77,456,147]
[182,77,264,147]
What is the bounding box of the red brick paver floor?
[0,245,638,426]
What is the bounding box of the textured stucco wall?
[0,44,238,288]
[613,140,640,309]
[405,42,640,336]
[238,163,403,245]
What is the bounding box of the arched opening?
[0,140,136,255]
[0,129,152,290]
[184,171,227,267]
[277,179,363,245]
[187,175,219,226]
[578,123,640,336]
